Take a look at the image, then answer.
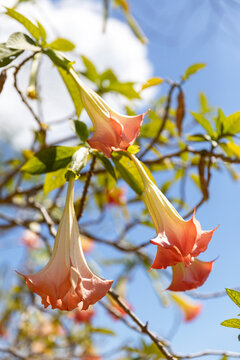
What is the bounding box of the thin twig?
[77,155,96,221]
[140,83,178,159]
[99,301,141,334]
[28,198,57,238]
[108,289,174,360]
[0,347,26,360]
[174,350,240,359]
[13,53,42,128]
[187,287,240,299]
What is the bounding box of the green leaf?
[224,143,240,159]
[57,67,82,117]
[89,327,115,335]
[214,109,225,136]
[0,43,23,68]
[190,112,216,138]
[43,168,67,195]
[226,289,240,308]
[73,120,89,142]
[107,81,140,99]
[182,63,206,81]
[125,12,147,44]
[44,49,73,70]
[5,7,41,40]
[112,153,143,194]
[95,152,117,180]
[100,68,117,83]
[190,173,201,190]
[199,92,211,114]
[141,77,163,91]
[81,55,99,82]
[223,112,240,135]
[37,21,47,41]
[187,134,209,142]
[127,145,140,154]
[47,38,75,52]
[21,146,78,174]
[6,32,40,51]
[221,319,240,329]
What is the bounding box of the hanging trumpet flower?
[70,69,147,158]
[17,176,113,311]
[131,154,217,291]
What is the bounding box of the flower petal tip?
[167,259,214,292]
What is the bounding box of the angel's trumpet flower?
[17,177,113,310]
[131,154,217,291]
[70,69,146,158]
[170,292,202,322]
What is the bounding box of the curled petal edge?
[167,258,214,292]
[17,267,113,311]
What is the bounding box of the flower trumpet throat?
[17,177,113,311]
[70,69,147,158]
[130,154,218,291]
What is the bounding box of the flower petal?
[88,116,123,158]
[192,225,219,257]
[150,238,185,269]
[167,258,214,291]
[81,275,113,310]
[17,268,72,309]
[112,111,145,149]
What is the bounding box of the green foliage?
[199,92,212,114]
[123,339,163,360]
[81,55,99,82]
[81,56,140,100]
[95,152,117,180]
[89,327,115,335]
[44,49,73,70]
[112,152,144,194]
[221,319,240,329]
[6,32,40,51]
[21,146,79,174]
[190,112,216,138]
[36,20,47,41]
[0,43,23,67]
[221,289,240,331]
[47,38,76,52]
[182,63,206,81]
[43,168,67,195]
[226,289,240,308]
[141,77,163,91]
[57,67,83,117]
[5,7,41,40]
[127,145,140,154]
[72,120,89,142]
[113,0,147,43]
[223,111,240,135]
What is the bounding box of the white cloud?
[0,0,153,148]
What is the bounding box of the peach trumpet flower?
[130,154,217,291]
[169,292,202,322]
[70,69,146,158]
[69,307,95,324]
[17,176,113,311]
